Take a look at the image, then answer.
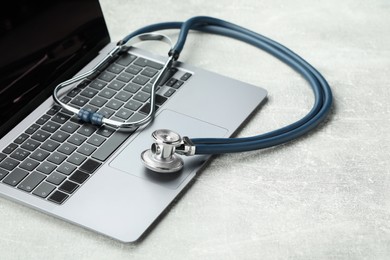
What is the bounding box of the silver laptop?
[0,0,267,242]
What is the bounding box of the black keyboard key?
[107,64,124,74]
[89,80,107,90]
[67,153,86,166]
[139,103,158,115]
[31,130,50,142]
[89,96,108,107]
[33,182,55,198]
[77,125,97,137]
[99,88,116,99]
[25,124,40,135]
[69,170,89,184]
[116,53,137,66]
[165,78,177,87]
[57,162,76,176]
[115,108,133,120]
[98,107,115,118]
[0,153,6,162]
[47,106,61,115]
[172,80,184,89]
[164,88,176,97]
[141,67,158,78]
[107,80,125,91]
[60,122,80,134]
[67,134,87,146]
[57,143,77,155]
[30,149,50,162]
[80,88,98,98]
[66,87,82,98]
[41,139,61,152]
[132,75,149,86]
[60,96,72,104]
[42,121,61,133]
[126,65,142,75]
[36,161,56,174]
[92,131,130,161]
[21,139,40,151]
[17,171,45,192]
[48,191,69,204]
[80,159,101,174]
[47,152,67,165]
[134,92,150,102]
[70,96,89,107]
[180,72,192,81]
[0,168,9,180]
[2,143,18,154]
[83,104,98,113]
[10,148,30,161]
[87,134,106,147]
[52,113,70,124]
[0,158,19,171]
[124,100,142,111]
[19,158,39,171]
[123,83,141,94]
[3,168,28,186]
[134,57,163,70]
[77,143,96,156]
[117,72,134,83]
[98,71,115,82]
[14,133,29,144]
[114,91,132,102]
[36,114,51,125]
[46,172,66,185]
[158,67,178,86]
[59,181,79,194]
[106,99,124,110]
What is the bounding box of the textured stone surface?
[1,0,389,259]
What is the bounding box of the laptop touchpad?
[110,109,228,189]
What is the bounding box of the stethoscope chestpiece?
[141,129,184,173]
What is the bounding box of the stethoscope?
[53,16,333,173]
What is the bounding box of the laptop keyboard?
[0,52,192,205]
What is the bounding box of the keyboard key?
[57,162,76,176]
[106,99,124,110]
[67,134,87,146]
[134,92,150,102]
[52,113,70,124]
[57,143,77,155]
[0,153,6,162]
[172,80,184,89]
[80,159,101,174]
[41,121,61,133]
[180,72,192,81]
[107,64,124,74]
[165,78,177,87]
[60,96,72,104]
[116,53,137,66]
[14,133,29,144]
[60,122,80,134]
[115,108,133,120]
[47,152,67,165]
[124,100,142,111]
[123,83,141,93]
[164,88,176,97]
[108,80,125,91]
[132,75,149,86]
[98,107,115,118]
[46,172,66,185]
[17,171,45,192]
[96,127,115,138]
[117,72,134,83]
[87,134,106,147]
[90,96,108,107]
[20,158,39,171]
[69,170,89,184]
[25,124,40,135]
[70,96,89,107]
[141,67,158,77]
[21,139,40,151]
[66,87,82,98]
[30,149,50,162]
[0,168,9,180]
[47,106,61,115]
[126,65,142,75]
[51,130,71,142]
[92,131,130,161]
[139,103,158,115]
[10,148,30,161]
[98,89,116,99]
[33,182,55,198]
[36,161,57,174]
[2,143,18,154]
[158,67,178,86]
[77,125,97,137]
[89,80,107,90]
[3,168,28,187]
[31,130,50,142]
[98,71,115,82]
[134,57,163,70]
[77,143,96,156]
[67,153,86,166]
[114,91,132,102]
[48,191,69,204]
[41,139,61,152]
[59,180,79,194]
[36,115,51,125]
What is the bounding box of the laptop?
[0,0,267,242]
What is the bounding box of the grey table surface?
[1,0,389,259]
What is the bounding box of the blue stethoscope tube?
[121,16,332,155]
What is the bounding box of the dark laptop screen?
[0,0,110,137]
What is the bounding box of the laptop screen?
[0,0,110,137]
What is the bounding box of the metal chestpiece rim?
[141,129,184,173]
